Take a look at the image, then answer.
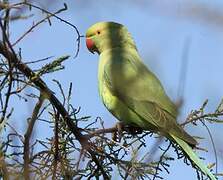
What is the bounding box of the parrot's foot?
[126,126,143,136]
[112,122,124,142]
[112,122,144,142]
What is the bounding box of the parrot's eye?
[96,30,101,35]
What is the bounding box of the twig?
[0,153,9,180]
[0,15,13,124]
[16,2,83,58]
[182,112,223,126]
[201,121,218,175]
[85,126,118,138]
[153,142,172,180]
[23,94,44,180]
[12,4,68,46]
[52,109,59,179]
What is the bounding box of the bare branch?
[23,93,44,179]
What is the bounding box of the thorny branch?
[12,4,68,47]
[11,2,83,58]
[0,1,108,179]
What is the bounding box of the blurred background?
[8,0,223,179]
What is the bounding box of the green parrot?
[86,21,216,180]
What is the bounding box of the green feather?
[172,135,216,180]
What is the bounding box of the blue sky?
[9,0,223,179]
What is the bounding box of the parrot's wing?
[103,49,196,145]
[103,49,177,119]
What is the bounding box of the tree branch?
[23,93,44,180]
[0,21,109,179]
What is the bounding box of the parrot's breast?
[98,50,156,129]
[99,77,145,126]
[98,51,136,125]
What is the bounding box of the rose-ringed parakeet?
[86,21,216,180]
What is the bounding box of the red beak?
[86,38,95,54]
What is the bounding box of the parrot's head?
[86,21,136,54]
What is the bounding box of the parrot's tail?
[171,135,216,180]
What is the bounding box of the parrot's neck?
[99,46,137,58]
[98,33,137,54]
[99,43,137,55]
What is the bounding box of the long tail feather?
[171,135,216,180]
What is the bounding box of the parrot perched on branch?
[86,21,216,180]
